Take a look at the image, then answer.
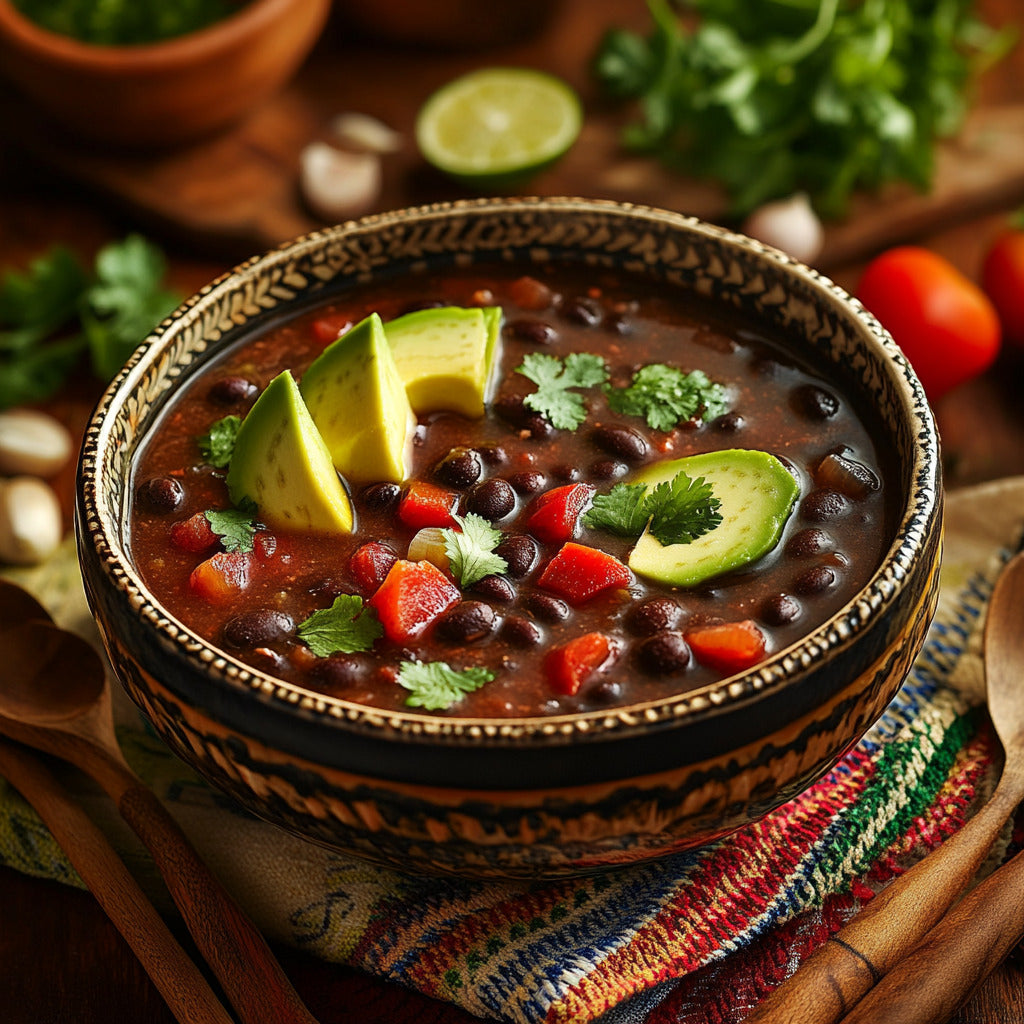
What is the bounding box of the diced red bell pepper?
[397,481,458,530]
[546,632,617,696]
[350,541,399,593]
[368,558,460,643]
[536,542,631,605]
[685,620,767,675]
[310,314,353,346]
[169,512,218,553]
[189,552,253,603]
[523,483,594,544]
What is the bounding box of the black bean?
[501,616,543,647]
[761,594,802,626]
[712,412,745,433]
[471,575,516,603]
[435,601,497,642]
[550,463,580,482]
[359,482,401,512]
[434,447,483,488]
[792,384,840,420]
[309,654,366,689]
[136,476,185,514]
[592,424,648,462]
[794,565,838,595]
[508,471,546,495]
[524,592,570,622]
[637,632,691,675]
[223,609,295,650]
[560,295,602,326]
[590,679,624,704]
[785,527,834,558]
[590,459,626,481]
[466,478,516,520]
[522,414,555,439]
[801,489,850,522]
[605,312,632,335]
[493,393,530,425]
[477,444,508,467]
[495,534,538,578]
[208,375,258,405]
[507,317,557,345]
[626,598,682,636]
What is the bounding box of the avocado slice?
[300,313,415,484]
[384,305,501,417]
[226,370,354,534]
[627,449,799,587]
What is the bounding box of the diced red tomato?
[546,632,617,696]
[536,542,631,604]
[523,483,594,544]
[397,481,458,530]
[350,541,399,593]
[170,512,218,553]
[685,620,767,675]
[368,558,460,643]
[310,314,353,346]
[189,552,253,603]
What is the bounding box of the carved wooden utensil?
[745,549,1024,1024]
[0,580,318,1024]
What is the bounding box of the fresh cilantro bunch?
[0,235,180,410]
[516,352,609,430]
[593,0,1014,217]
[607,364,728,430]
[584,469,723,545]
[297,595,384,658]
[397,660,495,711]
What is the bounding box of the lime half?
[416,68,582,190]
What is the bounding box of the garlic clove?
[0,475,64,566]
[329,112,403,154]
[741,192,825,265]
[300,142,383,222]
[0,408,74,477]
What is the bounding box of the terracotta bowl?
[76,198,943,878]
[0,0,330,147]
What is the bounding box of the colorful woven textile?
[0,479,1019,1024]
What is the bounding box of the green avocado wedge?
[300,312,415,484]
[384,305,501,417]
[226,371,354,534]
[628,449,799,587]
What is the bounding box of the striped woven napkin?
[1,478,1019,1024]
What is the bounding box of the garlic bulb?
[741,192,825,265]
[300,141,382,222]
[330,112,402,154]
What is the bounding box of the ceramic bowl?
[76,198,942,878]
[0,0,330,148]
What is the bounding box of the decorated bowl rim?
[77,196,942,744]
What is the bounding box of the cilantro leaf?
[297,594,384,658]
[584,470,722,546]
[205,498,258,553]
[397,660,495,711]
[607,365,728,431]
[582,482,650,537]
[644,472,723,545]
[516,352,609,430]
[443,513,508,588]
[0,245,89,351]
[198,415,242,469]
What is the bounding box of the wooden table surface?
[3,1,1024,1021]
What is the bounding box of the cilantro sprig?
[397,660,495,711]
[443,513,508,588]
[198,415,242,469]
[205,497,258,553]
[584,470,723,546]
[0,235,180,410]
[607,365,728,431]
[297,595,384,658]
[516,352,609,430]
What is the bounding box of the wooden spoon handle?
[0,740,233,1024]
[836,844,1024,1024]
[743,778,1021,1024]
[117,781,319,1024]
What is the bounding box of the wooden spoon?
[745,549,1024,1024]
[0,612,319,1024]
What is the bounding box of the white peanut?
[0,408,74,477]
[0,476,64,566]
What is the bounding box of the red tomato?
[857,246,1000,401]
[982,228,1024,348]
